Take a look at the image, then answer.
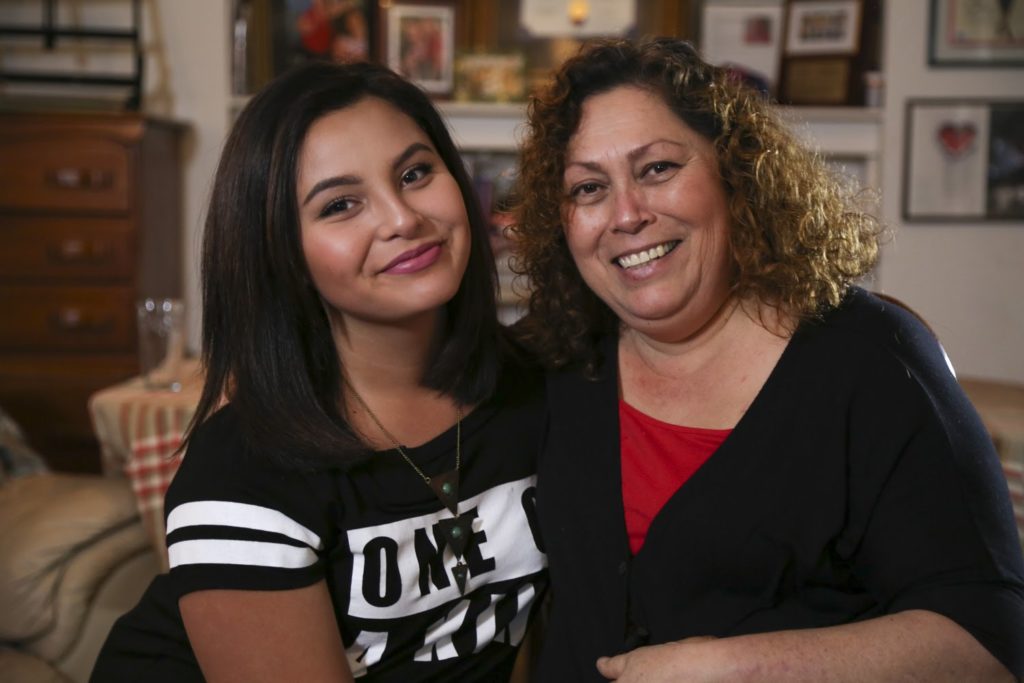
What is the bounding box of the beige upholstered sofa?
[0,410,160,683]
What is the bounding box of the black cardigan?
[535,288,1024,681]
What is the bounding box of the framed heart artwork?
[903,98,1024,221]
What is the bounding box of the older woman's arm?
[596,610,1012,683]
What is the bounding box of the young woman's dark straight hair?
[186,60,501,467]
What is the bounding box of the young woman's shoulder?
[174,403,261,478]
[183,402,244,454]
[167,403,329,524]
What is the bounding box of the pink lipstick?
[382,242,442,274]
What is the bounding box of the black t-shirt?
[536,287,1024,681]
[93,357,548,682]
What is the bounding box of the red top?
[620,399,731,554]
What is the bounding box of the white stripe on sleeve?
[168,539,319,569]
[166,500,322,549]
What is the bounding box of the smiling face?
[296,96,471,334]
[562,85,734,342]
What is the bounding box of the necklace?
[343,379,473,594]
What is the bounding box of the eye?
[318,196,358,219]
[568,181,605,204]
[642,160,680,178]
[400,162,433,187]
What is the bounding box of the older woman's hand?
[596,636,721,682]
[595,613,1015,683]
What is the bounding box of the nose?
[378,191,422,239]
[611,183,653,234]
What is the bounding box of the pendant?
[428,469,459,516]
[452,561,469,595]
[436,514,474,558]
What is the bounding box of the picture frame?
[453,52,526,103]
[277,1,374,71]
[379,0,456,97]
[232,0,375,95]
[779,56,852,104]
[777,0,880,106]
[903,99,1024,222]
[929,0,1024,66]
[518,0,638,38]
[784,0,862,56]
[701,0,785,97]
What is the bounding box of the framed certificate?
[929,0,1024,66]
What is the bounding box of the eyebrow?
[565,139,684,173]
[301,141,434,206]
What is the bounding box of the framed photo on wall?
[929,0,1024,66]
[701,0,785,97]
[784,0,861,55]
[232,0,375,95]
[778,0,870,105]
[379,0,456,97]
[453,53,526,102]
[285,0,373,66]
[903,99,1024,221]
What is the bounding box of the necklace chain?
[343,378,461,486]
[343,378,473,595]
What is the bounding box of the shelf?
[441,100,882,156]
[440,101,883,190]
[0,0,143,110]
[779,106,883,158]
[438,101,528,152]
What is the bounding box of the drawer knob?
[47,168,115,190]
[51,308,114,333]
[48,239,112,264]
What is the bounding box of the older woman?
[513,38,1024,682]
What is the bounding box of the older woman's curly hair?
[512,37,881,371]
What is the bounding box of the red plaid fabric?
[89,360,202,570]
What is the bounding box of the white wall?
[878,0,1024,383]
[143,0,232,354]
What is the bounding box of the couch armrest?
[0,474,149,662]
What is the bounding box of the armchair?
[0,410,160,683]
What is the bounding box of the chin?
[610,296,681,324]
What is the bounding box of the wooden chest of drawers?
[0,111,184,473]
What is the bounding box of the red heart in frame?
[937,122,977,158]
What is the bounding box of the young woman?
[92,61,547,682]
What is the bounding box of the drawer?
[0,353,138,473]
[0,217,134,281]
[0,285,135,351]
[0,132,132,213]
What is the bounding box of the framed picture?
[231,0,375,95]
[380,0,456,97]
[454,53,526,103]
[779,56,852,104]
[903,99,1024,221]
[701,0,785,96]
[929,0,1024,66]
[777,0,880,105]
[281,0,373,68]
[784,0,862,56]
[518,0,638,37]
